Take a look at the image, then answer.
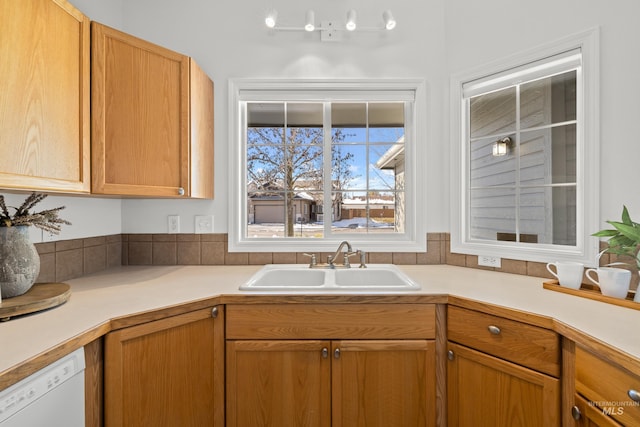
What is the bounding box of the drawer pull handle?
[488,325,501,335]
[629,389,640,402]
[571,405,581,420]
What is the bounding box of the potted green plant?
[0,193,71,298]
[592,205,640,269]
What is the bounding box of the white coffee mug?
[586,267,631,299]
[546,261,584,290]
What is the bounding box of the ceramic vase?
[0,226,40,298]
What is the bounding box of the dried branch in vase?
[0,192,71,234]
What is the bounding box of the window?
[229,80,426,253]
[450,29,600,265]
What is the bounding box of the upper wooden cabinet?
[0,0,90,193]
[91,22,214,198]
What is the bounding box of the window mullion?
[515,85,521,243]
[323,102,332,237]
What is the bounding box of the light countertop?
[1,264,639,387]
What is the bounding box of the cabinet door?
[332,340,436,427]
[91,22,190,197]
[0,0,90,192]
[226,340,331,427]
[105,307,224,427]
[447,342,560,427]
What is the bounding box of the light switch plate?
[195,215,214,234]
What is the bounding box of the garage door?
[254,204,284,223]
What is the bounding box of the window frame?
[228,79,427,253]
[450,28,600,266]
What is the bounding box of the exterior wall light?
[492,136,512,157]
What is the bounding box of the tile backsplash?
[35,234,122,283]
[35,233,634,289]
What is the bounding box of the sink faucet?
[328,241,357,268]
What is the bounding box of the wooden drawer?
[226,303,435,340]
[576,346,640,426]
[447,305,560,377]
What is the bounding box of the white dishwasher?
[0,347,85,426]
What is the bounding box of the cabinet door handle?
[571,405,581,420]
[487,325,501,335]
[211,306,219,318]
[178,187,185,196]
[447,350,454,361]
[321,348,328,359]
[334,348,341,359]
[629,389,640,402]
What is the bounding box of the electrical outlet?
[478,255,501,268]
[168,215,180,233]
[195,215,214,234]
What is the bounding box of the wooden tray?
[0,283,71,321]
[543,280,639,311]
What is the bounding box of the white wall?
[40,0,640,240]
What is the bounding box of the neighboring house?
[247,182,315,224]
[375,138,405,232]
[247,181,340,224]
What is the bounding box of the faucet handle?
[302,253,317,268]
[344,251,358,268]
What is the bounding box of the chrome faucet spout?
[329,241,353,267]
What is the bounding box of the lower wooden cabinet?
[225,303,437,427]
[226,339,435,427]
[447,342,560,427]
[332,339,435,426]
[104,306,224,427]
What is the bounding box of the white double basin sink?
[240,264,421,293]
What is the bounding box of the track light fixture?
[382,10,396,30]
[305,10,315,32]
[265,9,277,28]
[345,10,356,31]
[264,9,397,39]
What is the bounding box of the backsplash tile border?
[34,233,633,288]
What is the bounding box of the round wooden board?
[0,283,71,321]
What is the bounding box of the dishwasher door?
[0,347,85,427]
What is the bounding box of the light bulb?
[346,10,356,31]
[265,9,277,28]
[383,10,396,30]
[305,10,315,32]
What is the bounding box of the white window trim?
[228,79,427,253]
[450,28,600,266]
